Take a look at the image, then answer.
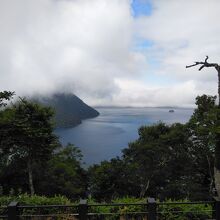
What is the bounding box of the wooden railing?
[0,198,219,220]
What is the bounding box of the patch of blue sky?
[134,38,154,51]
[137,55,177,87]
[131,0,153,17]
[132,39,161,71]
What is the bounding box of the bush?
[0,193,72,206]
[88,197,213,220]
[0,194,75,218]
[158,199,212,220]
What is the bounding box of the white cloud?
[0,0,143,97]
[0,0,219,107]
[136,0,220,82]
[94,78,215,107]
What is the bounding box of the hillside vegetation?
[33,93,99,128]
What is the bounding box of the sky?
[0,0,220,107]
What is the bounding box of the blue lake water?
[56,107,194,165]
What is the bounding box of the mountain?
[33,93,99,128]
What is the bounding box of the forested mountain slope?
[33,93,99,128]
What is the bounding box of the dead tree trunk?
[186,56,220,105]
[186,56,220,197]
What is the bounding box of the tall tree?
[187,95,217,196]
[186,56,220,197]
[122,123,197,200]
[36,143,87,199]
[88,157,134,201]
[0,98,58,195]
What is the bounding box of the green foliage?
[0,91,219,203]
[88,158,139,201]
[188,95,218,148]
[0,194,74,218]
[0,91,14,107]
[187,95,217,192]
[0,98,59,195]
[0,193,71,206]
[0,195,213,220]
[120,122,196,200]
[158,199,212,220]
[0,98,58,160]
[87,197,146,220]
[0,93,87,198]
[89,95,217,201]
[108,198,211,220]
[112,197,146,214]
[88,198,212,220]
[36,143,87,199]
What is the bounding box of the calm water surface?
[56,107,194,165]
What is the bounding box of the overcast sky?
[0,0,219,107]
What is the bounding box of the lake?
[56,107,194,165]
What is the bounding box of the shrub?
[158,199,212,220]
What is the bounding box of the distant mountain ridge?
[32,93,99,128]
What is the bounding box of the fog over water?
[56,107,194,165]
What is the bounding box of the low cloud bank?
[0,0,219,107]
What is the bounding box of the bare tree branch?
[186,63,200,68]
[186,56,219,71]
[186,56,220,105]
[199,65,205,71]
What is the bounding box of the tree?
[186,57,220,197]
[0,98,58,195]
[88,158,135,201]
[187,95,217,197]
[36,143,87,199]
[89,121,209,201]
[0,91,14,107]
[122,122,198,200]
